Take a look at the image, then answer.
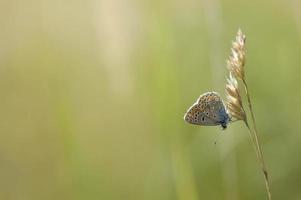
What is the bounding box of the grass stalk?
[242,79,272,200]
[226,29,272,200]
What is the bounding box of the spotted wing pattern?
[184,102,219,125]
[184,92,229,127]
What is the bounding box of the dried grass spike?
[227,29,246,80]
[225,73,247,123]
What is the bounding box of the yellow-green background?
[0,0,300,199]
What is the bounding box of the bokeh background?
[1,0,301,199]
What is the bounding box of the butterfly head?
[221,123,227,130]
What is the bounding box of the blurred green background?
[1,0,301,199]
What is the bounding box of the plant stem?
[242,79,272,200]
[244,119,265,192]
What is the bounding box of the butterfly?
[184,92,230,129]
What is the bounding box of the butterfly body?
[184,92,230,129]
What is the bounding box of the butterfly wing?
[184,92,230,127]
[199,92,230,124]
[184,102,220,126]
[197,92,221,105]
